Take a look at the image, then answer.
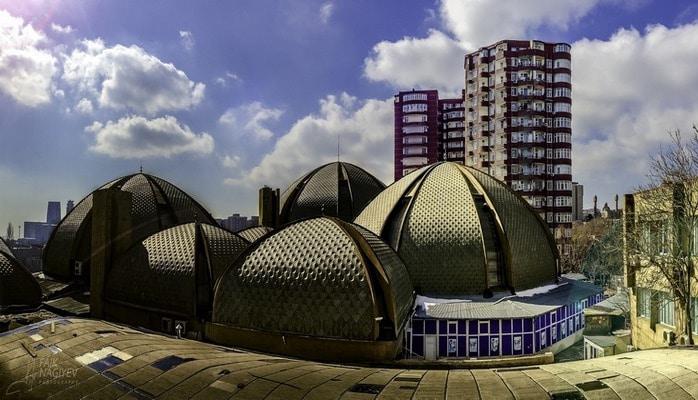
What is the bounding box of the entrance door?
[425,336,437,360]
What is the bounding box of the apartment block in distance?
[463,39,573,254]
[394,90,465,180]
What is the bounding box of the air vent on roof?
[576,380,608,391]
[550,389,585,400]
[151,355,195,371]
[394,376,422,382]
[348,384,385,394]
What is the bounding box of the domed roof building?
[0,238,42,310]
[278,162,385,224]
[208,217,414,362]
[355,162,558,297]
[236,226,273,243]
[103,223,249,336]
[43,173,217,282]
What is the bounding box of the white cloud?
[363,29,466,94]
[362,0,605,92]
[87,115,214,159]
[224,93,393,188]
[571,23,698,201]
[221,154,241,168]
[440,0,602,48]
[74,97,93,114]
[62,39,205,115]
[179,30,194,51]
[0,10,57,106]
[219,101,283,141]
[50,23,73,34]
[215,71,241,87]
[320,1,334,24]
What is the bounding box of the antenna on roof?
[337,131,340,163]
[139,162,143,173]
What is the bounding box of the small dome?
[106,223,249,319]
[0,238,41,310]
[279,162,385,224]
[355,162,558,296]
[43,173,217,281]
[212,217,414,342]
[236,226,273,243]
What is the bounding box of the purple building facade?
[394,90,464,181]
[405,279,602,360]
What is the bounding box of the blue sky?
[1,0,698,232]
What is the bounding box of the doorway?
[425,336,437,360]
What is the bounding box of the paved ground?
[1,318,697,399]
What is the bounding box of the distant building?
[46,201,61,225]
[393,90,465,180]
[66,200,74,215]
[218,213,258,232]
[581,194,621,221]
[23,221,54,245]
[572,182,583,221]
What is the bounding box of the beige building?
[623,186,698,349]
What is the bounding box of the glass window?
[402,93,428,101]
[402,103,427,113]
[659,292,675,326]
[693,298,698,334]
[637,287,651,318]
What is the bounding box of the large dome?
[104,223,249,331]
[43,173,217,281]
[279,162,385,224]
[0,238,41,310]
[210,217,414,360]
[355,162,558,296]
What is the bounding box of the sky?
[1,0,698,231]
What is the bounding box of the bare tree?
[562,218,608,273]
[562,218,622,289]
[581,219,623,288]
[5,223,13,241]
[629,127,698,345]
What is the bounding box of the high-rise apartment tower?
[463,40,572,254]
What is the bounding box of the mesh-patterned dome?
[355,162,559,296]
[106,223,249,318]
[279,162,385,224]
[236,226,273,243]
[0,238,41,310]
[43,173,217,281]
[212,217,414,341]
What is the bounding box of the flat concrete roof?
[1,318,697,399]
